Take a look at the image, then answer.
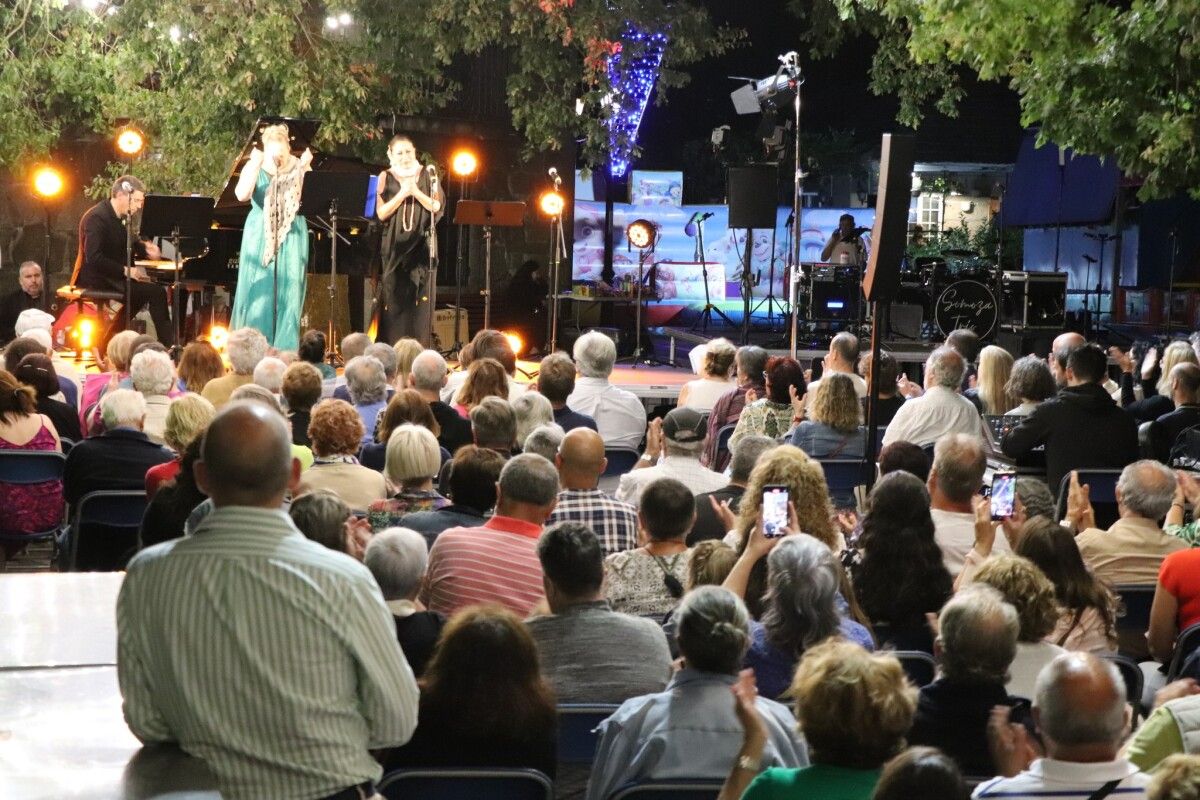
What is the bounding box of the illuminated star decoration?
[606,26,667,179]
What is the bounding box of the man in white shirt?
[930,433,1008,575]
[566,330,647,451]
[804,331,868,399]
[616,407,727,507]
[883,347,987,447]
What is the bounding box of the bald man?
[117,402,419,799]
[1049,331,1087,387]
[978,653,1148,797]
[545,428,638,554]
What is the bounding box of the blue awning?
[1001,130,1120,228]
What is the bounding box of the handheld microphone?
[121,181,133,194]
[684,211,714,237]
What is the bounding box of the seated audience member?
[0,369,63,550]
[367,424,449,531]
[688,540,739,590]
[1148,544,1200,665]
[566,330,647,450]
[201,327,267,408]
[384,604,555,777]
[129,349,176,445]
[252,356,287,399]
[870,747,970,800]
[679,337,737,412]
[389,339,422,389]
[588,586,807,800]
[1003,343,1139,491]
[118,402,418,799]
[15,354,81,442]
[228,384,314,471]
[364,527,443,677]
[883,347,985,447]
[536,351,597,433]
[805,331,869,398]
[860,350,906,428]
[720,641,917,800]
[790,372,866,458]
[361,388,447,471]
[139,436,208,549]
[0,262,45,344]
[337,332,372,381]
[288,489,369,558]
[399,445,504,545]
[853,471,953,652]
[1073,460,1184,590]
[343,355,389,441]
[470,396,518,456]
[80,330,138,426]
[409,349,473,455]
[528,522,673,702]
[334,343,398,403]
[702,345,768,470]
[513,390,555,449]
[296,399,387,511]
[522,423,563,462]
[281,361,322,447]
[15,309,81,402]
[65,389,173,505]
[1125,683,1200,773]
[145,394,216,498]
[1148,363,1200,462]
[970,555,1067,698]
[605,478,695,617]
[977,654,1147,797]
[451,357,509,418]
[1148,754,1200,800]
[546,427,639,555]
[908,585,1022,776]
[1047,331,1086,387]
[878,440,932,481]
[1122,340,1197,423]
[297,329,336,381]
[423,453,559,616]
[1005,355,1057,417]
[617,408,728,506]
[441,329,526,405]
[692,435,777,545]
[177,340,225,395]
[1015,517,1118,654]
[946,328,982,389]
[929,433,1003,576]
[726,533,873,700]
[965,345,1016,415]
[730,355,806,448]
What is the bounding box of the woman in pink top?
[0,370,63,555]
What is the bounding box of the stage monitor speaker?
[727,164,778,230]
[888,303,923,340]
[864,134,916,303]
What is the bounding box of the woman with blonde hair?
[452,357,508,418]
[367,423,450,531]
[965,344,1016,415]
[1122,339,1200,422]
[789,372,865,460]
[231,122,313,350]
[392,337,424,387]
[144,393,216,498]
[679,337,737,412]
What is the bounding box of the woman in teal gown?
[231,122,311,351]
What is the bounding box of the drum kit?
[898,248,1000,337]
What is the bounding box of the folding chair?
[0,450,68,561]
[1113,584,1157,660]
[377,768,553,800]
[1100,652,1146,721]
[894,650,937,687]
[714,424,736,467]
[66,489,148,571]
[604,448,641,477]
[558,704,618,765]
[1167,623,1200,682]
[819,459,869,509]
[1055,470,1123,530]
[608,781,723,799]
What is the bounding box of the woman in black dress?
[375,135,443,346]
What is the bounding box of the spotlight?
[503,331,524,357]
[451,150,478,178]
[207,324,229,351]
[69,316,98,355]
[625,218,656,249]
[32,166,64,199]
[116,127,145,156]
[538,191,565,217]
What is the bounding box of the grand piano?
[173,116,382,340]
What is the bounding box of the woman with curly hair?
[729,356,806,448]
[1015,516,1118,653]
[451,357,509,418]
[852,471,953,653]
[296,399,387,511]
[789,372,866,460]
[679,337,737,412]
[970,554,1065,698]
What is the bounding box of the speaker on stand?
[727,164,780,345]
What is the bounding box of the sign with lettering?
[935,280,998,337]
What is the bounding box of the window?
[917,193,944,233]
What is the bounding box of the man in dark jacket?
[1149,363,1200,463]
[1002,343,1138,492]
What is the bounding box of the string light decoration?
[605,27,667,179]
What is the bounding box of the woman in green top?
[717,639,917,800]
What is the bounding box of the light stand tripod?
[547,205,567,353]
[738,228,756,345]
[448,177,470,357]
[1085,230,1117,337]
[752,217,787,327]
[776,51,806,360]
[617,221,669,369]
[690,213,732,332]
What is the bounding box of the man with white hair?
[408,348,472,454]
[929,433,1008,576]
[566,331,647,451]
[14,308,82,403]
[523,423,565,462]
[130,349,177,445]
[1075,460,1185,585]
[882,346,987,447]
[365,527,444,677]
[0,260,48,343]
[252,356,288,398]
[335,342,397,403]
[64,388,173,506]
[978,653,1148,798]
[202,327,267,408]
[344,355,389,441]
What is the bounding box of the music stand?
[453,201,526,332]
[300,172,371,363]
[140,195,215,352]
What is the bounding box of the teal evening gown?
[231,168,309,350]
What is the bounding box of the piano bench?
[56,285,126,305]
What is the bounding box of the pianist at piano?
[73,175,174,347]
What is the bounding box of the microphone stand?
[425,170,440,348]
[124,204,134,332]
[547,172,565,353]
[690,214,732,332]
[780,51,806,360]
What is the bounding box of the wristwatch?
[736,754,762,772]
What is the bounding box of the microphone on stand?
[548,166,562,187]
[684,211,714,237]
[121,181,134,194]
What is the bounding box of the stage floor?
[515,360,691,400]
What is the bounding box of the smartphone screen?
[763,485,790,538]
[991,472,1016,521]
[809,357,824,382]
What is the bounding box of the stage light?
[451,150,478,178]
[208,324,229,352]
[503,331,524,357]
[69,316,97,353]
[32,166,64,199]
[116,127,145,156]
[625,218,656,249]
[538,191,565,217]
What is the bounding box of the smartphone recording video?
[763,485,790,538]
[990,471,1016,521]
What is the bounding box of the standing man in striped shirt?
[117,402,419,800]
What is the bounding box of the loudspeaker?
[864,134,916,303]
[888,303,924,340]
[727,164,778,229]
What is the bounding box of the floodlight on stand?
[451,150,478,178]
[625,219,656,250]
[503,331,524,357]
[116,126,145,156]
[538,191,565,217]
[32,166,65,199]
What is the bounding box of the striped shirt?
[422,515,545,617]
[546,488,639,555]
[117,506,419,800]
[972,758,1150,799]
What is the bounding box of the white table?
[0,572,123,669]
